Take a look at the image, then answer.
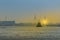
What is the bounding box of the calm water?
[0,26,60,40]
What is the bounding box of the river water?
[0,26,60,40]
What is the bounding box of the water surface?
[0,26,60,40]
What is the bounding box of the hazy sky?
[0,0,60,23]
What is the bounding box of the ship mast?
[5,16,8,21]
[33,14,37,26]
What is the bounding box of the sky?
[0,0,60,23]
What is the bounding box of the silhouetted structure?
[0,21,15,26]
[36,22,42,27]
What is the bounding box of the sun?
[41,18,48,26]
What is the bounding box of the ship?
[33,15,42,27]
[36,22,42,27]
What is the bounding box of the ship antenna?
[33,15,37,26]
[5,16,7,21]
[34,15,36,20]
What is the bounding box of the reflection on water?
[0,26,60,40]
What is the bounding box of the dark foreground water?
[0,26,60,40]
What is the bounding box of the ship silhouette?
[36,22,42,27]
[33,15,42,27]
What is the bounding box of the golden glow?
[41,18,48,26]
